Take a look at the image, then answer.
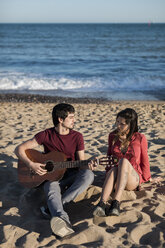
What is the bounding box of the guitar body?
[17,149,113,189]
[18,149,67,188]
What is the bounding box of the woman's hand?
[149,176,163,185]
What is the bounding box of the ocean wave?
[0,72,164,92]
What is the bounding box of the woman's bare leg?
[114,158,139,202]
[107,158,139,216]
[101,167,118,203]
[93,167,117,216]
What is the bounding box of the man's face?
[61,113,75,129]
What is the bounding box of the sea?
[0,23,165,101]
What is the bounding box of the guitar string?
[48,157,113,169]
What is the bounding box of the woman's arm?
[140,134,151,182]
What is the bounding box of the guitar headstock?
[98,156,118,167]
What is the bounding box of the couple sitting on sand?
[15,103,154,238]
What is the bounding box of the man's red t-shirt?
[35,127,84,161]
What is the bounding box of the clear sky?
[0,0,164,23]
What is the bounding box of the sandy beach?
[0,95,165,248]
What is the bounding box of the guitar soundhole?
[45,161,54,172]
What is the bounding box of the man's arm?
[15,137,47,175]
[76,150,85,160]
[76,150,96,170]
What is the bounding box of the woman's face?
[116,116,130,135]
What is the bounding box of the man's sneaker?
[93,201,106,217]
[40,206,51,219]
[108,200,120,216]
[50,216,75,238]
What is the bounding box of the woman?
[93,108,151,217]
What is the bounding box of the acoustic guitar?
[18,149,117,188]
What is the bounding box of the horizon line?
[0,22,165,24]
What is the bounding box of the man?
[15,103,94,238]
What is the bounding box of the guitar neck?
[52,159,91,169]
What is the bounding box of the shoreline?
[0,93,109,104]
[0,93,164,104]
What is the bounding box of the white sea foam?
[0,72,164,92]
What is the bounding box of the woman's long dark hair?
[117,108,138,139]
[115,108,138,153]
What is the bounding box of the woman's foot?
[93,201,107,217]
[108,200,120,216]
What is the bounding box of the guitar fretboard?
[49,159,91,169]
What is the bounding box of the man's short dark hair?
[52,103,75,127]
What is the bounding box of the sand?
[0,96,165,248]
